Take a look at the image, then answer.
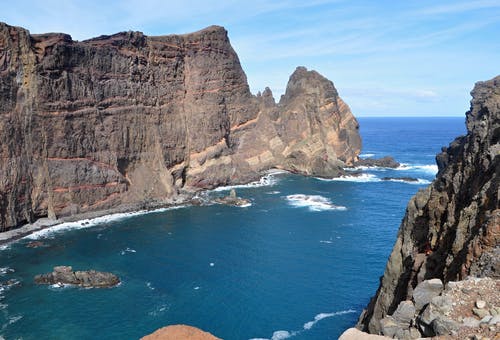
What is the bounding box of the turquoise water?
[0,117,465,339]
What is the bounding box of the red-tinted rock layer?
[0,22,361,231]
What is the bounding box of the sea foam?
[212,170,287,192]
[23,206,186,240]
[286,195,346,212]
[396,163,438,174]
[250,309,357,340]
[322,173,380,183]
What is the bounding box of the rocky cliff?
[357,76,499,335]
[0,22,361,231]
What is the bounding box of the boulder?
[418,295,454,336]
[473,307,490,319]
[413,278,444,311]
[462,317,481,328]
[379,316,399,338]
[430,317,460,335]
[34,266,120,288]
[338,328,390,339]
[392,300,416,325]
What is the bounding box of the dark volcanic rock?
[0,22,361,231]
[34,265,120,288]
[357,76,499,334]
[354,156,400,168]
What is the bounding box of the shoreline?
[0,169,286,247]
[0,194,193,247]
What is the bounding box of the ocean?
[0,117,465,339]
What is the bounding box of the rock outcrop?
[0,22,361,232]
[141,325,220,340]
[34,265,120,287]
[357,75,499,336]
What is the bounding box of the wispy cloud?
[417,0,500,15]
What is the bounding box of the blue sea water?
[0,117,465,340]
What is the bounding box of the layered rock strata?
[0,22,361,231]
[357,76,499,336]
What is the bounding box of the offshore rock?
[34,265,120,288]
[353,156,400,168]
[214,189,250,207]
[357,76,500,335]
[0,22,361,231]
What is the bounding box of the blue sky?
[2,0,499,116]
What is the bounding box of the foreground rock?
[357,76,500,337]
[34,266,120,288]
[339,328,390,339]
[0,22,360,232]
[141,325,220,340]
[374,277,499,339]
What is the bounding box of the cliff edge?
[357,76,499,336]
[0,22,360,231]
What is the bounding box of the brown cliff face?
[357,76,500,334]
[0,22,360,231]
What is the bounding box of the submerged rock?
[141,325,220,340]
[26,241,47,248]
[34,266,120,288]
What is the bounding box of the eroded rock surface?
[357,76,499,335]
[0,22,361,231]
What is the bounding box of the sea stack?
[0,22,360,232]
[356,76,499,337]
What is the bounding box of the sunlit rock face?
[0,22,360,231]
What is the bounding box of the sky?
[2,0,499,116]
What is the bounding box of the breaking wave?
[322,173,380,183]
[286,195,346,212]
[396,163,438,174]
[249,309,357,340]
[212,170,287,192]
[318,174,430,185]
[23,206,186,240]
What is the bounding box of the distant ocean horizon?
[0,117,465,339]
